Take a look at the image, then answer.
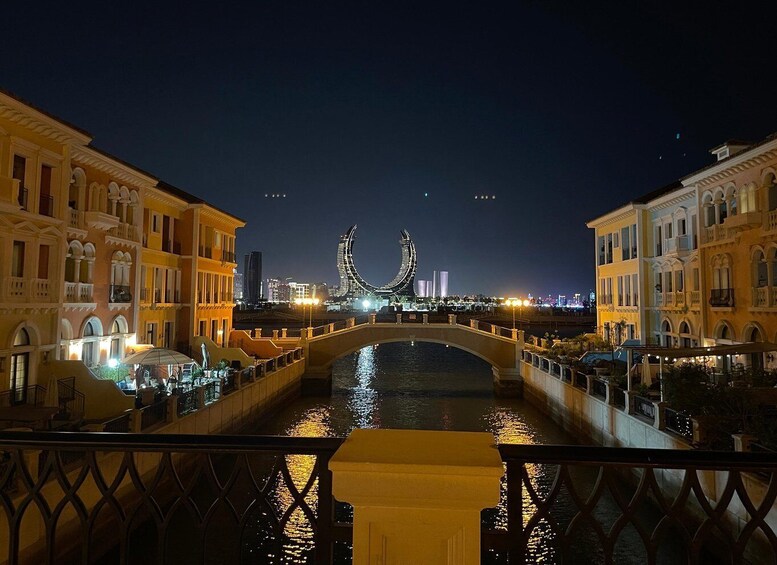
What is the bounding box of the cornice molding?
[72,146,157,189]
[0,96,91,146]
[684,142,777,188]
[145,186,189,209]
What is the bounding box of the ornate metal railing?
[2,434,777,564]
[0,384,47,408]
[0,432,349,564]
[483,444,777,564]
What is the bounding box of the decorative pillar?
[330,429,503,564]
[281,328,287,338]
[369,313,376,324]
[422,313,428,325]
[448,314,457,325]
[272,330,279,339]
[396,313,402,324]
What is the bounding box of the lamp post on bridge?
[294,297,321,329]
[505,298,531,330]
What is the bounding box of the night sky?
[4,2,777,296]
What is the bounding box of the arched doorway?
[745,325,764,371]
[82,317,103,367]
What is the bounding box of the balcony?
[108,222,140,242]
[84,210,120,231]
[29,279,50,301]
[64,282,94,304]
[109,284,132,303]
[723,210,761,232]
[690,290,700,307]
[766,209,777,232]
[709,288,734,308]
[221,250,236,263]
[198,245,213,259]
[653,291,663,306]
[38,194,54,217]
[662,235,691,256]
[5,277,26,300]
[703,224,731,245]
[140,287,150,303]
[68,207,85,231]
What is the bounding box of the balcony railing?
[30,279,50,301]
[68,207,85,229]
[653,291,663,306]
[140,287,150,303]
[64,281,94,303]
[198,245,213,259]
[710,288,735,307]
[663,234,690,255]
[674,290,685,306]
[108,222,139,242]
[5,277,26,299]
[109,284,132,303]
[767,209,777,232]
[221,250,236,263]
[753,286,768,307]
[2,433,777,563]
[38,194,54,217]
[690,290,700,305]
[162,240,182,254]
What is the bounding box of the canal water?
[249,342,686,564]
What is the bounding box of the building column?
[330,429,503,564]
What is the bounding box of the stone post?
[422,313,429,324]
[219,376,226,398]
[328,323,335,333]
[254,328,262,338]
[396,313,402,324]
[234,371,242,390]
[448,314,457,325]
[281,328,287,338]
[369,313,376,324]
[272,330,279,339]
[732,433,756,452]
[605,382,617,406]
[652,401,667,430]
[329,429,503,564]
[626,390,639,416]
[585,374,595,395]
[166,396,178,422]
[470,319,477,329]
[346,317,355,328]
[511,328,518,341]
[196,386,206,410]
[129,408,143,432]
[491,324,497,335]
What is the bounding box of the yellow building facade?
[0,90,244,401]
[685,137,777,369]
[587,205,646,344]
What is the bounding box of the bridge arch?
[303,322,523,397]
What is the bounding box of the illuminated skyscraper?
[439,271,449,298]
[244,251,262,304]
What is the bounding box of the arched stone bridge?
[298,315,525,396]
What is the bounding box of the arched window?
[70,168,86,210]
[753,249,767,288]
[10,327,32,404]
[110,316,128,360]
[660,319,674,347]
[81,318,102,367]
[110,252,133,303]
[702,193,715,227]
[765,172,777,212]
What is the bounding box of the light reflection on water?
[249,342,580,563]
[250,342,669,564]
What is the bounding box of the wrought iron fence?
[591,377,607,399]
[57,377,84,421]
[2,434,777,564]
[203,380,219,404]
[574,371,588,390]
[140,399,167,430]
[611,387,626,410]
[0,432,349,564]
[103,411,131,433]
[483,444,777,564]
[0,384,47,408]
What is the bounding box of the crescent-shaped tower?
[335,225,417,299]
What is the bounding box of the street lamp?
[505,298,520,330]
[521,299,530,329]
[295,297,320,328]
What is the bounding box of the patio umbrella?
[122,348,196,366]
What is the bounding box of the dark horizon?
[5,2,777,295]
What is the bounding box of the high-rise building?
[417,280,427,297]
[244,251,262,304]
[234,271,244,300]
[439,271,449,298]
[432,271,437,299]
[334,225,416,298]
